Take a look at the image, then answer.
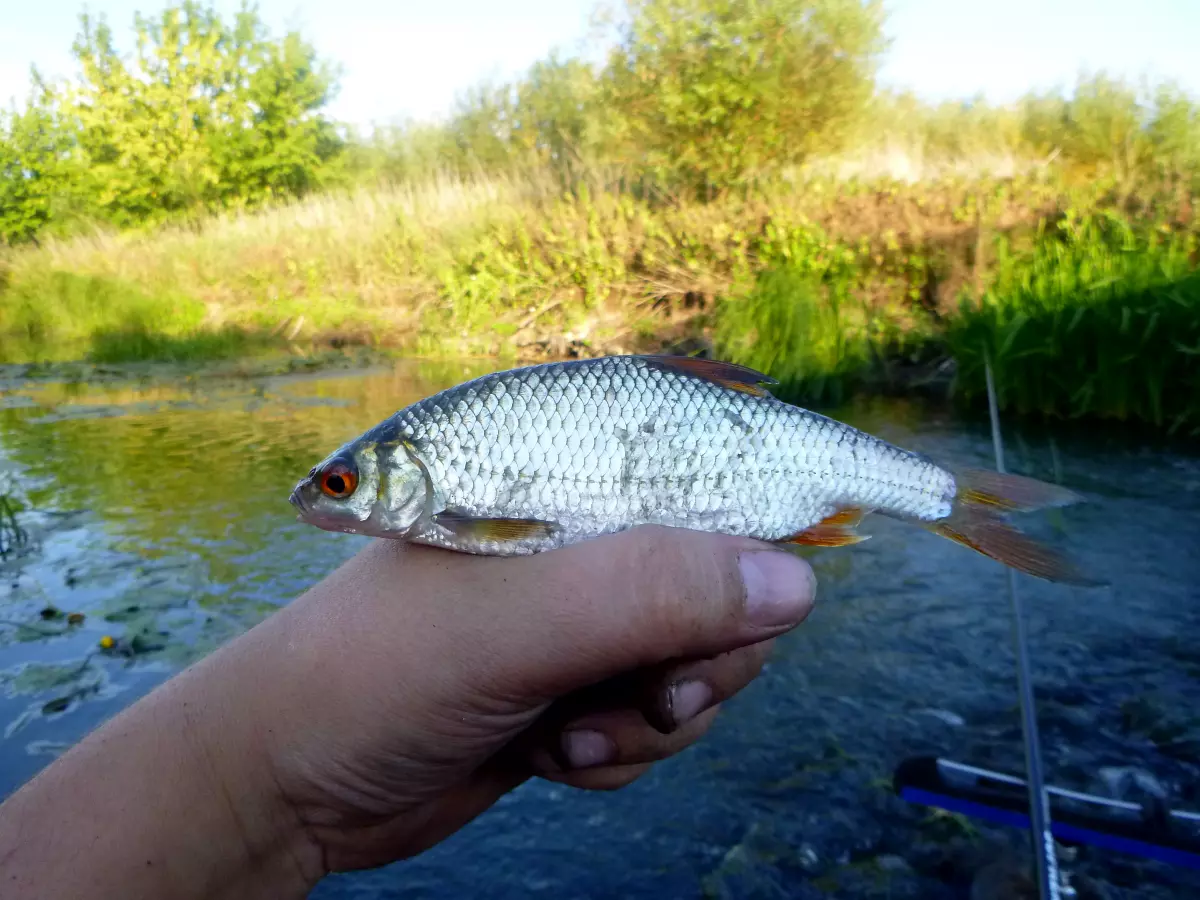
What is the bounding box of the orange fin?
[925,507,1105,587]
[955,468,1082,512]
[780,507,872,547]
[435,511,558,543]
[640,355,777,397]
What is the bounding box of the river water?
[0,357,1197,899]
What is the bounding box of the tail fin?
[921,470,1106,587]
[954,468,1082,513]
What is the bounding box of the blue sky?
[3,0,1199,128]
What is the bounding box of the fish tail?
[953,467,1082,513]
[919,469,1105,587]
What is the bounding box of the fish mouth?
[289,484,309,515]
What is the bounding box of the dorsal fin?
[638,355,777,397]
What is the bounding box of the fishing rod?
[894,756,1200,870]
[983,349,1061,900]
[893,353,1200,889]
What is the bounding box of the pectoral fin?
[434,511,558,543]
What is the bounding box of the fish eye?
[318,460,358,500]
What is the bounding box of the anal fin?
[780,507,872,547]
[435,511,558,543]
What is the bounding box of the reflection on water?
[0,358,496,793]
[0,357,1197,899]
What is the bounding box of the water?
[0,357,1197,899]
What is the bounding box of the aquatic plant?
[0,494,28,559]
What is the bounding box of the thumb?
[470,524,817,697]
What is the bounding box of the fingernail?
[667,680,713,727]
[739,550,815,627]
[562,730,615,769]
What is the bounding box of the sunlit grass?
[947,211,1200,432]
[1,162,1198,431]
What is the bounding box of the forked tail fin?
[953,468,1082,512]
[922,469,1106,587]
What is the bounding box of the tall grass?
[947,211,1200,433]
[0,175,539,361]
[0,271,211,362]
[1,160,1198,432]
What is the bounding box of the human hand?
[252,525,817,880]
[0,525,816,899]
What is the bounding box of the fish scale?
[290,354,1098,585]
[379,356,954,555]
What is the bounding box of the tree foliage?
[3,0,1200,247]
[0,77,76,245]
[0,1,342,243]
[603,0,887,191]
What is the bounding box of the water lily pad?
[41,696,71,715]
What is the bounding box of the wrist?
[178,613,329,897]
[0,613,326,900]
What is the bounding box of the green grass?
[0,270,298,364]
[0,271,206,362]
[713,265,885,406]
[0,166,1198,432]
[946,211,1200,433]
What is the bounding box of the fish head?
[289,438,429,538]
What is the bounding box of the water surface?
[0,358,1197,899]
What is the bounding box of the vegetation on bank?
[3,167,1197,431]
[2,0,1199,433]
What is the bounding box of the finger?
[461,525,816,697]
[538,762,653,792]
[529,706,720,774]
[640,639,774,734]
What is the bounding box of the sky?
[2,0,1199,128]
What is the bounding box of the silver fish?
[289,354,1099,584]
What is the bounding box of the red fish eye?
[319,462,358,499]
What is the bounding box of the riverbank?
[1,167,1197,433]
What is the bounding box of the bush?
[603,0,886,193]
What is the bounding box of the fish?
[289,354,1102,586]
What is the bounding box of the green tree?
[60,1,342,227]
[0,76,78,246]
[1060,74,1149,183]
[602,0,886,193]
[510,54,612,185]
[209,21,345,203]
[447,80,520,175]
[1145,83,1200,184]
[340,120,462,186]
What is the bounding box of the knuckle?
[620,526,740,646]
[616,708,716,763]
[557,764,650,791]
[738,639,773,678]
